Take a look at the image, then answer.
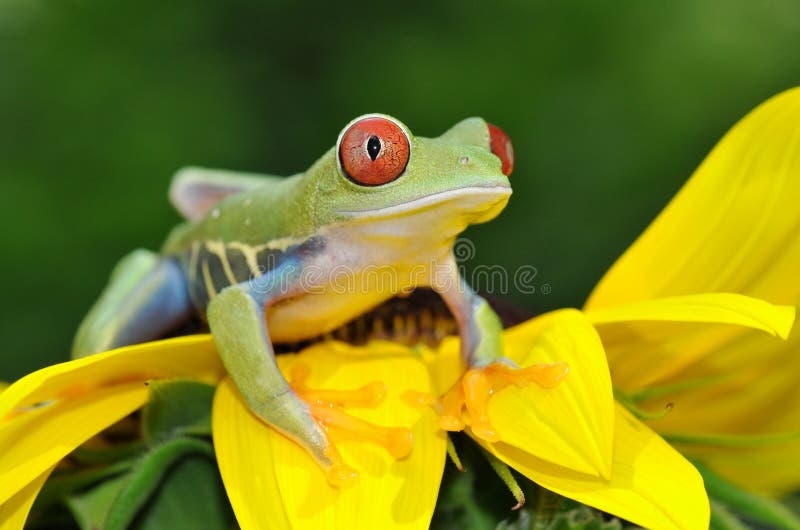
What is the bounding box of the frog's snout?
[487,123,514,177]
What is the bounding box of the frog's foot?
[436,361,569,442]
[288,363,413,487]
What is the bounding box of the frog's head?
[310,114,513,229]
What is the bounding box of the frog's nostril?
[487,123,514,176]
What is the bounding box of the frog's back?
[161,172,320,315]
[162,173,307,252]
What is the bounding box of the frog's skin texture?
[72,114,513,473]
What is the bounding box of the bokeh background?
[2,0,800,380]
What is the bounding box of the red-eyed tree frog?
[72,114,515,482]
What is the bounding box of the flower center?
[289,363,413,487]
[407,361,569,443]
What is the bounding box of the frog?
[72,113,515,482]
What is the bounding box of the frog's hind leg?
[72,249,193,359]
[206,277,338,477]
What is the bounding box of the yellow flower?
[584,87,800,496]
[0,305,752,530]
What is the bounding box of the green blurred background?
[2,0,799,380]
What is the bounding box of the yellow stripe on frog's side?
[226,241,263,278]
[201,258,218,299]
[262,236,305,252]
[181,235,322,314]
[205,240,238,285]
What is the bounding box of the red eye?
[338,117,410,186]
[488,123,514,176]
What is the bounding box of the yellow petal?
[420,340,462,395]
[482,403,709,530]
[593,308,800,494]
[487,309,615,479]
[0,335,224,504]
[683,438,800,497]
[0,466,53,530]
[213,377,291,530]
[582,88,800,493]
[585,293,795,389]
[213,341,446,530]
[640,322,800,436]
[587,293,794,339]
[0,335,222,420]
[634,322,800,495]
[586,87,800,309]
[0,383,147,506]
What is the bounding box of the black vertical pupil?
[366,135,382,161]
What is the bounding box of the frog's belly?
[263,228,446,342]
[265,289,393,342]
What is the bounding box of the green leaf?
[57,381,219,529]
[35,459,133,513]
[130,454,234,530]
[141,379,215,443]
[696,461,800,530]
[105,437,214,530]
[67,472,131,530]
[64,437,228,530]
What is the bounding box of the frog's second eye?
[338,117,410,186]
[488,123,514,176]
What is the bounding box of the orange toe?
[289,362,414,487]
[437,361,569,442]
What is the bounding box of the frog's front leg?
[431,254,504,366]
[206,265,336,479]
[430,254,567,442]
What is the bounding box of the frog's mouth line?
[336,185,512,219]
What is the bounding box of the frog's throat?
[335,185,512,221]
